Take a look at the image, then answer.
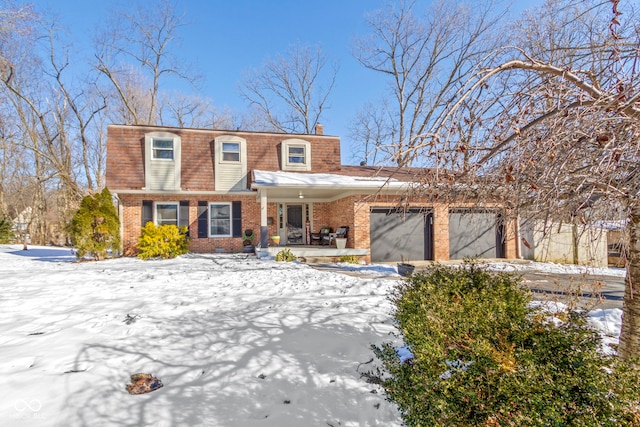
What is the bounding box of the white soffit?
[252,170,404,190]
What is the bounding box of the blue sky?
[28,0,536,165]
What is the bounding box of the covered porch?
[251,169,408,253]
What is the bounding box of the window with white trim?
[281,139,311,171]
[221,142,241,162]
[209,203,231,237]
[288,145,306,164]
[144,131,181,190]
[156,202,178,226]
[152,138,174,160]
[214,136,247,191]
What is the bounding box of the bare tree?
[94,0,199,126]
[46,29,107,193]
[158,92,243,130]
[353,0,508,167]
[348,101,393,166]
[0,5,57,244]
[0,1,222,245]
[419,0,640,358]
[0,3,111,243]
[239,44,337,134]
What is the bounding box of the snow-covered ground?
[485,260,627,278]
[0,245,625,426]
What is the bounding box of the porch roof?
[251,169,410,201]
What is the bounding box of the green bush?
[366,263,640,426]
[339,255,360,264]
[0,216,13,243]
[69,188,120,260]
[274,248,296,262]
[137,222,189,260]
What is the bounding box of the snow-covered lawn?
[0,245,626,426]
[0,245,402,426]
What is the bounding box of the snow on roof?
[252,169,402,188]
[594,220,627,231]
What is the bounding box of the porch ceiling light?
[298,191,304,199]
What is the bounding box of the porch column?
[259,190,269,248]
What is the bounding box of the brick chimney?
[315,123,324,135]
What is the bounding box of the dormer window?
[152,138,174,160]
[214,136,247,191]
[144,131,181,190]
[288,146,306,164]
[281,139,311,171]
[221,142,241,162]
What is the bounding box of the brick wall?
[108,125,517,261]
[118,193,262,255]
[326,196,355,247]
[119,191,517,260]
[432,204,450,260]
[504,216,518,259]
[107,125,342,192]
[349,196,518,262]
[106,127,145,189]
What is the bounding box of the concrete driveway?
[311,260,626,310]
[521,270,624,310]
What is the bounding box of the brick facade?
[106,124,341,191]
[107,124,517,261]
[119,193,279,256]
[313,197,517,263]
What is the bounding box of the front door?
[286,204,304,244]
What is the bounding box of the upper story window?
[221,142,241,162]
[152,138,174,160]
[281,139,311,171]
[214,136,247,192]
[144,131,181,191]
[287,145,306,164]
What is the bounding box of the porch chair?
[311,226,332,245]
[334,226,349,244]
[322,226,349,246]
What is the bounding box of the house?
[106,124,518,262]
[520,220,609,267]
[597,220,627,267]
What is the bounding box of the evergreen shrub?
[137,223,189,260]
[274,248,296,262]
[0,216,13,243]
[69,188,120,260]
[366,263,640,426]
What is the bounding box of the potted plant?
[270,235,281,246]
[242,229,256,253]
[397,255,415,277]
[335,237,347,249]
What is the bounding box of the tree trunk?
[618,203,640,359]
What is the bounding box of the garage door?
[370,208,433,262]
[449,210,504,259]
